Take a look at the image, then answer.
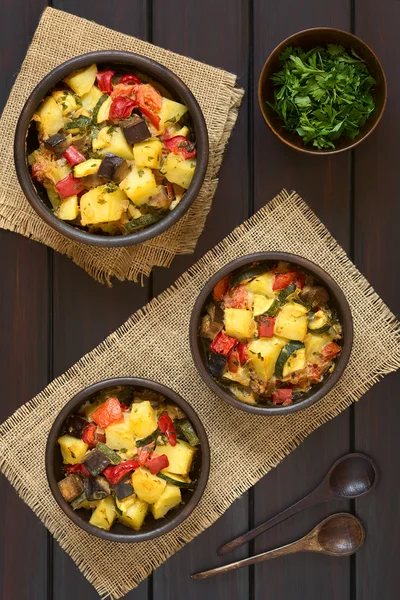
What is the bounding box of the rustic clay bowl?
[258,28,387,155]
[190,252,353,415]
[46,377,210,542]
[15,50,208,247]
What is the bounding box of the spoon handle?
[218,484,327,556]
[192,539,303,580]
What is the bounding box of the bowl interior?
[258,28,387,154]
[191,252,353,415]
[48,380,208,540]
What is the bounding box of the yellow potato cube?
[248,337,286,381]
[73,159,102,178]
[160,440,196,476]
[80,185,129,226]
[57,434,88,465]
[89,496,116,531]
[131,467,166,504]
[224,308,255,340]
[157,97,188,134]
[97,96,113,123]
[119,166,159,206]
[77,85,103,116]
[118,497,149,530]
[92,126,135,160]
[52,90,80,116]
[245,272,275,297]
[55,195,79,221]
[304,332,332,362]
[274,302,308,342]
[252,295,275,317]
[133,138,163,169]
[151,483,182,520]
[105,414,135,452]
[33,96,65,138]
[129,400,158,439]
[160,154,196,189]
[64,63,97,96]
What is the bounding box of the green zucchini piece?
[263,298,280,316]
[91,94,109,124]
[71,492,87,510]
[293,298,310,309]
[125,213,163,233]
[157,472,194,489]
[308,310,331,334]
[135,428,160,447]
[229,263,269,289]
[277,283,296,304]
[64,116,91,132]
[96,442,121,465]
[275,341,305,379]
[175,418,200,446]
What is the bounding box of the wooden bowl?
[258,28,387,155]
[14,51,209,247]
[46,377,210,543]
[190,252,354,416]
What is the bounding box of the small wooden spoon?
[218,452,377,556]
[192,513,365,580]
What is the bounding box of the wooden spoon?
[192,513,365,580]
[218,452,377,556]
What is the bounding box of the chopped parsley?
[165,116,177,123]
[107,125,116,134]
[138,169,144,178]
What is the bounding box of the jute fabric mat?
[0,7,244,284]
[1,189,399,599]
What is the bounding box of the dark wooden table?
[1,1,399,599]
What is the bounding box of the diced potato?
[160,440,196,476]
[76,85,103,117]
[224,308,255,340]
[80,185,129,226]
[274,302,308,342]
[97,95,113,123]
[43,182,61,209]
[223,366,250,387]
[304,332,332,362]
[253,295,275,317]
[133,138,163,169]
[169,184,185,211]
[64,64,97,96]
[33,96,65,137]
[131,467,166,504]
[78,499,100,510]
[106,413,135,452]
[118,496,149,530]
[55,195,79,221]
[129,400,158,439]
[157,97,188,134]
[248,337,286,381]
[74,159,102,178]
[128,204,142,219]
[282,347,306,377]
[119,166,159,206]
[160,154,196,189]
[89,496,116,531]
[151,483,181,520]
[92,126,135,160]
[245,272,275,298]
[52,90,80,116]
[115,493,137,513]
[57,434,89,465]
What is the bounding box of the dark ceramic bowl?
[190,252,353,415]
[258,28,387,155]
[15,51,209,247]
[46,377,210,542]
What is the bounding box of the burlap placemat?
[0,7,243,284]
[1,189,399,599]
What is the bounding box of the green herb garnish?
[268,44,376,149]
[138,169,144,178]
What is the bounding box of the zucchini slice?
[308,310,331,334]
[253,295,276,317]
[275,341,305,378]
[229,263,269,289]
[157,472,193,488]
[96,443,121,465]
[175,418,200,446]
[91,94,109,124]
[135,428,160,447]
[264,298,280,316]
[277,283,296,304]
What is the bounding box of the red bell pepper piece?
[109,96,138,120]
[103,460,140,485]
[237,342,249,365]
[272,389,293,405]
[64,463,90,477]
[120,403,130,412]
[227,349,240,373]
[90,397,123,429]
[137,444,155,466]
[96,69,115,94]
[224,286,251,309]
[136,84,162,112]
[210,331,238,356]
[321,342,341,360]
[120,73,141,86]
[257,316,275,338]
[145,453,169,475]
[158,413,177,446]
[213,274,230,302]
[272,272,297,291]
[139,104,161,129]
[62,145,86,167]
[163,136,197,160]
[296,272,306,289]
[55,173,84,199]
[82,423,97,448]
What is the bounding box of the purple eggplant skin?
[84,448,111,476]
[83,475,111,501]
[121,115,151,145]
[80,173,106,190]
[65,414,88,438]
[44,133,69,156]
[207,351,226,378]
[112,475,134,500]
[98,153,125,181]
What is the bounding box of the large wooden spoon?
[218,452,377,556]
[192,513,365,580]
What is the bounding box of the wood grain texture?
[353,1,400,599]
[252,2,352,599]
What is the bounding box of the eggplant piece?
[147,186,172,210]
[84,448,111,475]
[65,414,88,438]
[299,285,329,308]
[200,302,224,340]
[112,475,134,500]
[80,173,107,190]
[121,115,151,145]
[71,134,90,153]
[44,133,69,156]
[98,153,125,181]
[83,475,111,501]
[58,473,83,503]
[70,492,87,510]
[207,351,227,378]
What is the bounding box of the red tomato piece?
[96,69,115,94]
[257,316,275,338]
[210,331,238,356]
[90,397,123,429]
[213,274,231,302]
[139,104,161,129]
[272,389,293,405]
[109,96,138,120]
[82,423,97,448]
[64,463,90,477]
[136,84,162,113]
[110,83,136,99]
[224,286,251,309]
[158,413,177,446]
[164,136,197,160]
[227,349,240,373]
[120,73,141,85]
[307,364,323,383]
[62,145,86,167]
[237,342,249,365]
[321,342,341,360]
[103,460,140,485]
[145,453,169,475]
[296,272,306,289]
[272,272,297,291]
[55,173,84,199]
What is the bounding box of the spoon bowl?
[329,454,377,499]
[316,513,366,556]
